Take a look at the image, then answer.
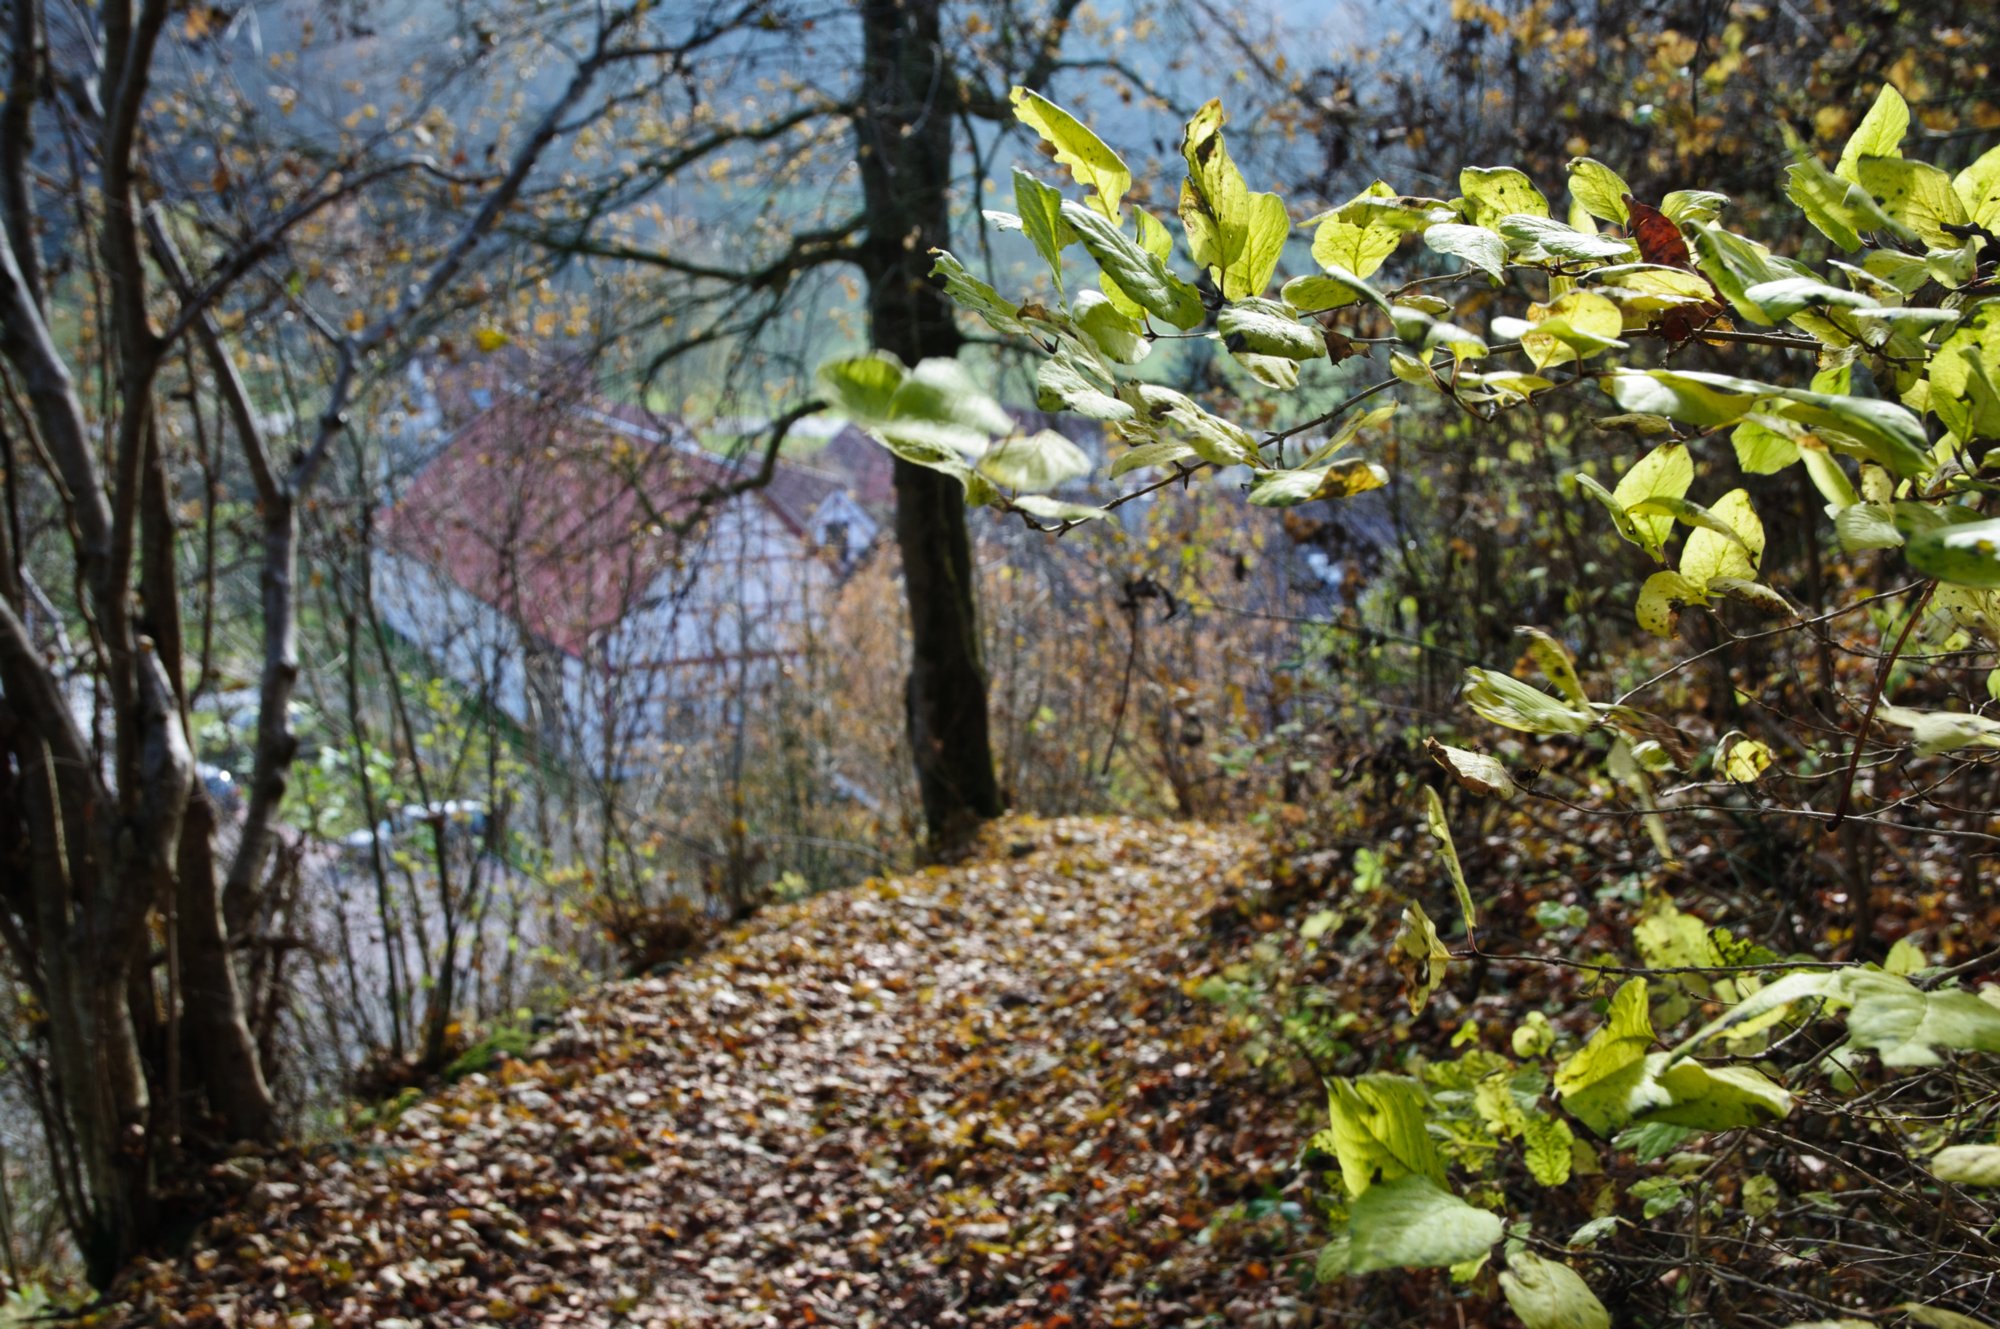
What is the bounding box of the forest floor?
[120,817,1330,1328]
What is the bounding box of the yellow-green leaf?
[1348,1175,1503,1274]
[1313,216,1400,280]
[1681,488,1764,588]
[1721,736,1773,784]
[1507,290,1625,372]
[1459,166,1551,228]
[1283,267,1390,316]
[1637,570,1706,638]
[1555,979,1656,1136]
[1062,201,1205,330]
[1325,1075,1446,1196]
[1523,1113,1576,1187]
[1390,903,1453,1017]
[1518,626,1588,704]
[1906,517,2000,591]
[1424,222,1508,280]
[1009,87,1129,221]
[1610,441,1694,559]
[1856,157,1969,250]
[1180,99,1287,299]
[1902,1304,1999,1329]
[1566,157,1632,225]
[1954,143,2000,229]
[1462,666,1595,735]
[1501,1251,1609,1329]
[1424,784,1477,930]
[1932,1145,2000,1187]
[1836,83,1909,184]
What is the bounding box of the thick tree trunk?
[176,796,279,1141]
[143,411,277,1142]
[890,462,1002,850]
[856,0,1003,854]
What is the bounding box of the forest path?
[125,817,1319,1328]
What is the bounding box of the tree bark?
[0,1,631,1277]
[856,0,1003,855]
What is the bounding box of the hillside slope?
[123,818,1322,1328]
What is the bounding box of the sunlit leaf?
[1035,343,1133,422]
[1835,83,1909,184]
[1741,277,1878,321]
[1312,214,1402,280]
[1013,167,1075,289]
[1424,222,1508,280]
[1009,87,1130,221]
[1498,291,1625,371]
[1905,517,2000,590]
[1554,979,1657,1136]
[977,429,1092,492]
[1680,489,1764,588]
[1062,201,1205,330]
[1459,166,1551,228]
[1324,1075,1446,1196]
[1566,158,1632,225]
[1732,418,1800,474]
[1636,570,1705,638]
[1856,157,1969,250]
[1109,439,1196,478]
[1011,494,1106,523]
[1246,458,1388,506]
[1497,213,1635,262]
[1953,142,2000,228]
[1218,297,1328,360]
[930,250,1030,336]
[1607,441,1695,559]
[1071,289,1151,364]
[1347,1175,1503,1274]
[1783,123,1910,251]
[1926,303,2000,444]
[1660,189,1729,225]
[1462,666,1595,735]
[1283,266,1391,316]
[1180,99,1288,299]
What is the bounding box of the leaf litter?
[120,817,1321,1328]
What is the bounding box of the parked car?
[337,800,491,859]
[197,763,241,814]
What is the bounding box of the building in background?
[373,377,872,773]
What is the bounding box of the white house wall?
[378,496,844,779]
[598,502,837,751]
[373,550,537,725]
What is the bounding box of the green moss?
[443,1025,534,1081]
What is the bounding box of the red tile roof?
[379,389,795,658]
[817,425,898,515]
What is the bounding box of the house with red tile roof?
[372,380,875,770]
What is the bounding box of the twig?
[1833,580,1934,828]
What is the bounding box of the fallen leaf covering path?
[126,818,1318,1328]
